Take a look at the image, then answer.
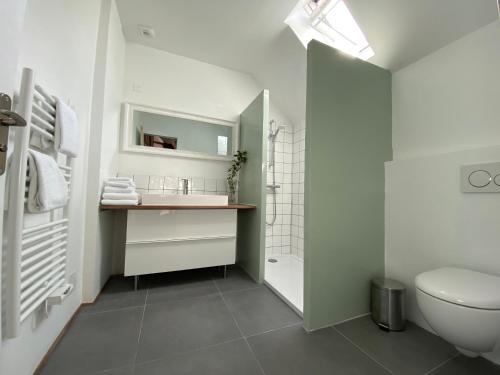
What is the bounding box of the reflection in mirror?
[133,110,233,157]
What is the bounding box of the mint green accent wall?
[236,90,269,283]
[304,41,392,330]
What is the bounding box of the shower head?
[269,120,285,140]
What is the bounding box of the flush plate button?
[468,170,491,188]
[494,174,500,187]
[461,162,500,193]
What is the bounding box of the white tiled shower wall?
[265,125,293,256]
[291,122,305,259]
[265,123,305,259]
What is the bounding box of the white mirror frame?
[121,103,239,162]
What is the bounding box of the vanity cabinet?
[124,209,237,276]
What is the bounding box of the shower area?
[264,119,305,314]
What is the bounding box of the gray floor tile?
[145,269,219,304]
[248,324,390,375]
[80,276,146,314]
[223,287,302,336]
[40,307,143,375]
[92,366,134,374]
[335,315,457,375]
[136,294,242,363]
[213,266,262,293]
[134,339,262,375]
[429,355,500,375]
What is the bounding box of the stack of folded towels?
[101,177,139,205]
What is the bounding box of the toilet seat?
[415,267,500,357]
[415,267,500,310]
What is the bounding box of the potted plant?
[227,150,247,203]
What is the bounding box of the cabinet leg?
[134,275,138,291]
[223,265,227,279]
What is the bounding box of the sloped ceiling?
[346,0,499,71]
[116,0,498,126]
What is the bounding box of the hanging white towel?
[27,150,68,213]
[103,186,135,194]
[55,98,79,158]
[101,199,138,205]
[102,193,139,200]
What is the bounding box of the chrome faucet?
[181,178,189,195]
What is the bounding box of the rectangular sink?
[141,194,229,206]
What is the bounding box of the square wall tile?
[148,175,164,190]
[217,179,227,192]
[205,178,217,192]
[133,175,150,189]
[192,177,205,190]
[164,176,178,189]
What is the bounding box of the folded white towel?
[103,186,135,194]
[102,193,139,200]
[105,181,136,188]
[27,149,68,213]
[107,177,133,182]
[55,98,79,158]
[101,199,138,205]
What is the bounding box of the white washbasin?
[141,193,229,206]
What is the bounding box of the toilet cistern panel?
[461,162,500,193]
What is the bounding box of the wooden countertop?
[100,203,256,211]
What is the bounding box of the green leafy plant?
[227,150,247,202]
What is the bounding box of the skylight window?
[286,0,374,60]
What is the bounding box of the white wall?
[0,0,101,374]
[392,21,500,159]
[100,1,126,179]
[386,20,500,339]
[82,0,126,303]
[120,43,265,178]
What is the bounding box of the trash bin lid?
[371,277,405,290]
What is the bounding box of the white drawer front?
[124,237,236,276]
[126,209,237,242]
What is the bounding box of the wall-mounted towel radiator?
[4,68,73,338]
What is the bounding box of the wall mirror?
[121,103,238,161]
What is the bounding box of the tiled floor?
[39,266,500,375]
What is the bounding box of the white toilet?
[415,267,500,357]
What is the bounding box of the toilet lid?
[415,267,500,310]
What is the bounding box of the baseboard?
[32,305,82,375]
[33,278,111,374]
[303,312,371,333]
